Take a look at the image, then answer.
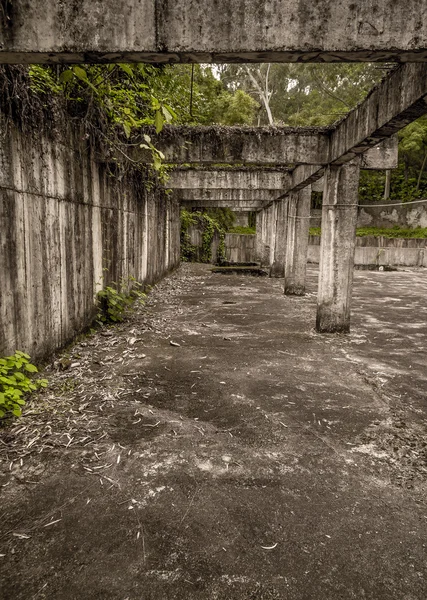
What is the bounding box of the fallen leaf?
[261,543,278,550]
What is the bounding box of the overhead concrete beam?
[2,1,427,64]
[168,168,292,190]
[142,126,330,165]
[173,189,278,202]
[180,200,265,210]
[156,127,397,170]
[329,64,427,164]
[275,65,427,202]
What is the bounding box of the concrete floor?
[1,264,426,599]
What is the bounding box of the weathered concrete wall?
[308,236,426,267]
[358,204,427,229]
[311,205,427,229]
[233,213,250,227]
[2,1,427,63]
[224,234,256,264]
[0,116,180,359]
[187,225,220,264]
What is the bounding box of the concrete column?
[268,201,278,268]
[255,210,264,264]
[260,205,272,267]
[270,200,287,278]
[284,186,311,295]
[316,158,361,333]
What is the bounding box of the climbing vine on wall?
[180,210,226,264]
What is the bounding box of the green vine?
[180,210,226,264]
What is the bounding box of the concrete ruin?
[2,6,427,599]
[1,5,427,352]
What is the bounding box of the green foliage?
[0,351,48,419]
[212,89,259,125]
[204,208,235,231]
[219,63,383,126]
[228,226,256,234]
[359,164,427,203]
[96,277,146,324]
[28,63,176,183]
[309,226,427,239]
[180,210,226,264]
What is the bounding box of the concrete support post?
[255,210,264,264]
[260,205,272,267]
[270,200,287,278]
[316,158,361,333]
[268,202,278,268]
[284,186,311,295]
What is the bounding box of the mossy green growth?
[227,226,256,235]
[180,210,226,264]
[309,226,427,239]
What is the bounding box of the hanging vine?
[180,210,226,264]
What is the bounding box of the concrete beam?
[144,126,330,166]
[277,65,427,200]
[2,1,427,64]
[330,64,427,164]
[180,200,265,210]
[173,189,278,202]
[168,168,292,191]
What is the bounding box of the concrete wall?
[311,205,427,229]
[233,213,250,227]
[358,204,427,228]
[224,234,256,264]
[0,115,180,360]
[187,225,220,264]
[308,236,426,267]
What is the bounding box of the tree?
[218,63,383,126]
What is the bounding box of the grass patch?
[309,226,427,239]
[227,226,256,235]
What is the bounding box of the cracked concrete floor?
[1,264,427,599]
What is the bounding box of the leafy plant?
[180,210,226,264]
[96,276,146,324]
[0,351,48,419]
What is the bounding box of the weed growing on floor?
[0,351,48,419]
[96,276,146,324]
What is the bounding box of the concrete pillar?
[316,158,361,333]
[260,205,272,267]
[255,210,264,264]
[269,202,278,268]
[270,200,287,278]
[284,186,311,295]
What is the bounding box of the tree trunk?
[384,170,391,200]
[416,148,427,191]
